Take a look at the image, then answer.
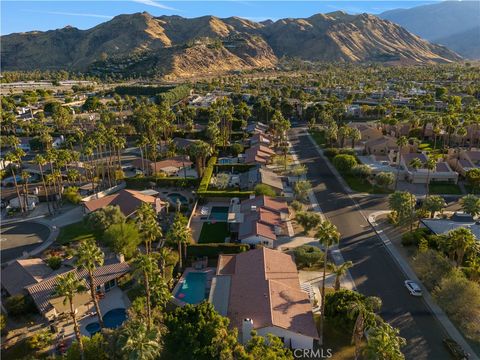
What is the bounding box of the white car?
[404,280,423,297]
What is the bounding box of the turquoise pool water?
[85,308,127,336]
[167,193,188,205]
[208,206,229,221]
[175,272,208,304]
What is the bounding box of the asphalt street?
[1,221,50,264]
[290,128,453,360]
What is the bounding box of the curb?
[368,211,477,358]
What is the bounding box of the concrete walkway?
[368,211,476,358]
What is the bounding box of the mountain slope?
[434,26,480,60]
[379,1,480,58]
[1,11,462,78]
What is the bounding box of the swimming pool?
[208,206,229,221]
[175,272,208,304]
[167,193,188,205]
[85,308,127,336]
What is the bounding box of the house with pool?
[209,247,318,349]
[171,247,318,349]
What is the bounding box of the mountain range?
[380,1,480,59]
[1,11,462,78]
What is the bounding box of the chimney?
[242,318,254,343]
[116,253,125,263]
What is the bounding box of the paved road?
[290,128,452,360]
[1,221,50,264]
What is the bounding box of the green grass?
[56,221,100,245]
[429,183,462,195]
[310,130,327,148]
[342,173,393,194]
[198,222,230,244]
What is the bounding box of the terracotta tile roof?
[1,258,52,296]
[132,156,192,173]
[218,248,318,339]
[244,145,275,164]
[25,262,130,315]
[238,207,284,241]
[259,168,284,190]
[83,189,157,217]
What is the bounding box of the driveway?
[290,127,453,360]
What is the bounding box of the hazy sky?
[1,0,441,35]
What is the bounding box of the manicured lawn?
[429,183,462,195]
[198,222,230,244]
[342,173,393,194]
[56,221,100,245]
[309,130,327,148]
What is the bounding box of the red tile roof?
[218,248,318,339]
[83,189,158,217]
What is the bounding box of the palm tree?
[34,154,52,215]
[133,254,156,331]
[348,296,382,360]
[166,212,191,269]
[117,320,162,360]
[395,136,408,190]
[460,194,480,217]
[425,158,437,197]
[315,220,340,346]
[332,261,353,291]
[136,203,162,254]
[188,140,212,178]
[76,239,105,328]
[350,128,361,149]
[4,149,25,213]
[448,227,477,267]
[53,272,87,358]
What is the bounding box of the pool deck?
[171,267,216,307]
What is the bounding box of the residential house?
[83,189,165,218]
[246,122,269,134]
[345,105,362,118]
[239,167,284,195]
[401,153,458,184]
[249,132,271,147]
[364,136,398,155]
[244,145,275,165]
[348,123,383,145]
[1,258,53,297]
[209,247,318,349]
[132,156,196,177]
[448,149,480,177]
[421,213,480,240]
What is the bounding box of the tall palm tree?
[133,254,156,331]
[117,320,162,360]
[395,136,408,190]
[34,154,52,215]
[448,228,477,267]
[348,296,382,360]
[53,272,87,358]
[425,158,437,197]
[5,149,26,213]
[166,212,191,269]
[188,140,212,178]
[136,203,162,254]
[332,261,353,291]
[315,220,341,346]
[76,239,105,328]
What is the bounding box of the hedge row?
[197,190,253,198]
[125,176,199,189]
[198,156,217,192]
[157,85,191,105]
[187,243,249,258]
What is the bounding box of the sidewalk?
[368,211,477,358]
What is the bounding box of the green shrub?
[293,245,324,269]
[47,256,62,270]
[125,177,198,190]
[290,200,303,212]
[323,148,339,159]
[198,157,217,192]
[333,154,357,172]
[412,249,454,290]
[254,184,276,197]
[324,289,368,332]
[27,330,53,350]
[401,228,429,247]
[187,243,249,258]
[214,163,255,173]
[63,187,81,204]
[4,295,37,316]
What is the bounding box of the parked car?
[404,280,423,296]
[443,338,469,359]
